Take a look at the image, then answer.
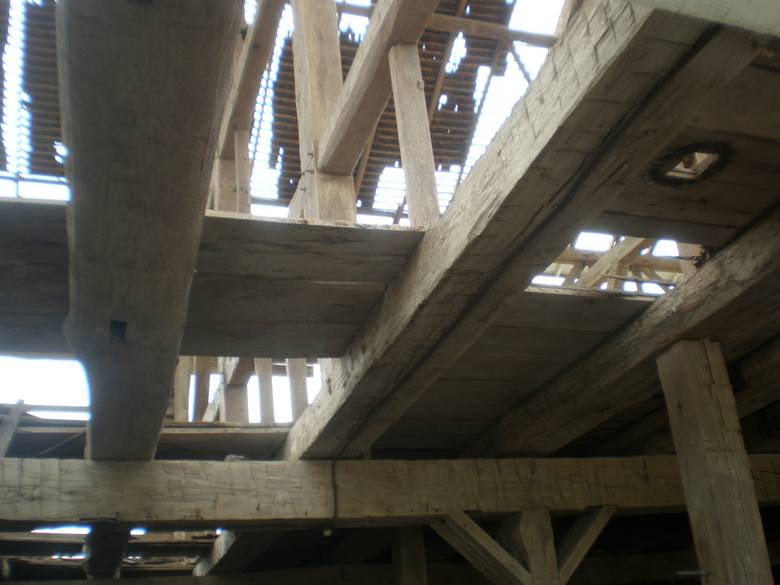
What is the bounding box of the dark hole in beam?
[109,320,127,345]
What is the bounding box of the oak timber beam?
[592,335,780,456]
[1,456,780,527]
[576,237,651,289]
[431,511,533,585]
[426,14,557,48]
[466,200,780,457]
[393,527,428,585]
[172,357,193,423]
[56,1,239,460]
[81,523,129,580]
[217,0,285,159]
[628,0,780,37]
[389,43,440,227]
[657,340,773,585]
[556,508,615,584]
[282,7,761,460]
[316,0,441,175]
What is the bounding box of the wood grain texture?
[0,456,777,526]
[56,0,240,460]
[657,341,773,585]
[283,2,749,460]
[0,201,423,357]
[629,0,780,36]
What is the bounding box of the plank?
[283,4,756,460]
[317,0,441,175]
[0,455,778,526]
[0,201,424,357]
[55,0,240,461]
[577,237,649,288]
[657,340,773,585]
[466,201,780,457]
[426,14,557,47]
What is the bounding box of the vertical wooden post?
[393,527,428,585]
[234,128,252,214]
[254,358,275,424]
[193,356,216,422]
[388,43,440,227]
[0,401,24,457]
[656,340,773,585]
[223,385,249,422]
[214,158,238,212]
[498,510,560,585]
[173,356,193,423]
[291,0,355,222]
[287,358,308,421]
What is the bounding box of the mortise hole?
[647,142,732,187]
[109,320,127,344]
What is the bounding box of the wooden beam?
[283,11,761,460]
[466,198,780,457]
[223,385,249,423]
[193,357,217,422]
[316,0,440,175]
[431,511,532,585]
[426,14,557,48]
[628,0,780,36]
[388,43,440,228]
[592,335,780,456]
[287,358,308,421]
[393,527,428,585]
[255,358,276,425]
[515,510,559,585]
[576,237,650,288]
[291,0,356,222]
[556,508,614,585]
[0,402,23,457]
[657,341,773,585]
[173,357,193,423]
[1,455,780,526]
[193,530,277,576]
[217,0,285,159]
[56,0,240,460]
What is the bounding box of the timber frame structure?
[0,0,779,584]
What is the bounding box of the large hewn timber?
[0,456,779,527]
[629,0,780,36]
[56,0,240,460]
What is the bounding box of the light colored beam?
[426,14,557,47]
[56,0,240,460]
[217,0,286,159]
[1,455,779,527]
[628,0,780,37]
[557,508,615,585]
[657,341,773,585]
[316,0,441,175]
[577,237,650,289]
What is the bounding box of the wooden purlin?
[0,455,779,526]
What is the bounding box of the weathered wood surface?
[7,423,290,461]
[317,0,441,175]
[657,341,773,585]
[0,201,423,357]
[628,0,780,36]
[0,455,779,526]
[217,0,285,159]
[466,202,780,457]
[375,288,653,454]
[56,0,240,460]
[282,3,764,460]
[193,530,277,576]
